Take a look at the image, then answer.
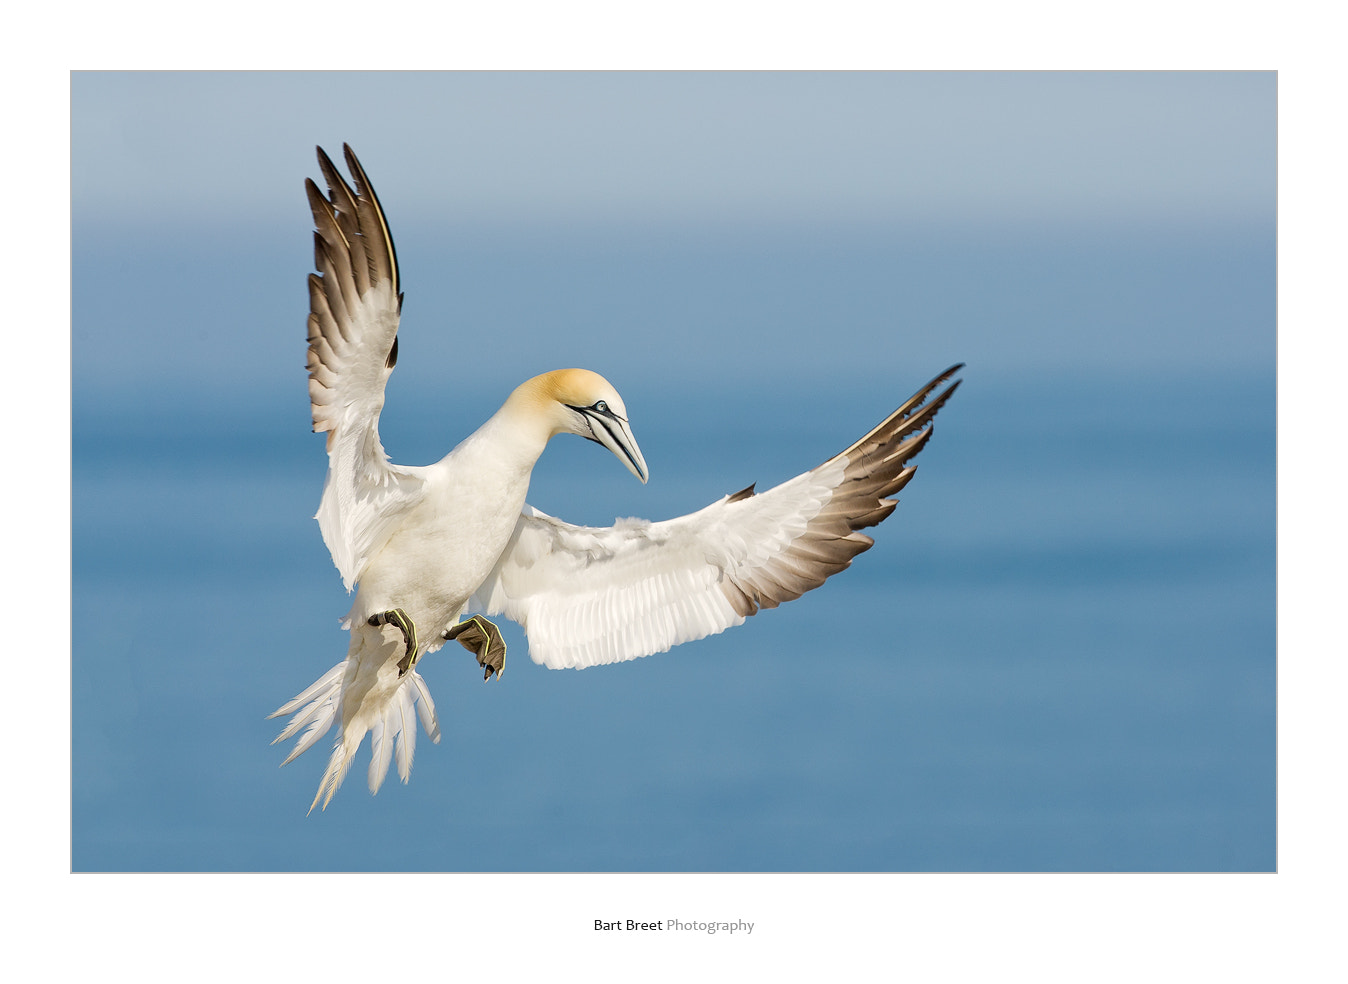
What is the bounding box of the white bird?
[271,145,962,811]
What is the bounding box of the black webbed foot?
[368,608,420,676]
[444,615,507,681]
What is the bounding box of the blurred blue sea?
[72,224,1274,872]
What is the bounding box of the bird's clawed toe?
[368,608,420,676]
[444,615,507,681]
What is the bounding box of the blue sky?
[73,69,1275,836]
[74,72,1272,230]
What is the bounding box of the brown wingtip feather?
[305,145,404,443]
[717,366,960,617]
[340,144,400,296]
[840,366,962,460]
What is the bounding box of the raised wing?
[306,145,425,590]
[471,365,963,669]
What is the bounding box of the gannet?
[271,145,962,812]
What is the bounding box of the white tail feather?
[412,673,441,743]
[395,692,414,782]
[271,659,441,812]
[270,659,346,767]
[269,661,346,721]
[368,709,393,793]
[310,736,359,814]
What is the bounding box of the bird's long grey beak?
[572,405,649,484]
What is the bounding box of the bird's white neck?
[438,380,568,484]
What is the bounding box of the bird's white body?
[282,362,648,810]
[354,402,547,633]
[330,421,537,796]
[271,146,961,811]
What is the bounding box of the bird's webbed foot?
[444,615,507,681]
[368,608,420,676]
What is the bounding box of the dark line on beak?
[590,413,644,478]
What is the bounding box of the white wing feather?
[472,464,840,669]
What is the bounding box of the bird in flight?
[271,145,962,812]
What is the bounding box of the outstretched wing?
[470,365,963,669]
[305,145,425,590]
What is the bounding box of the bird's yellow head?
[509,369,649,483]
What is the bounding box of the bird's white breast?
[352,429,537,638]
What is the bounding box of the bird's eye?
[594,401,608,413]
